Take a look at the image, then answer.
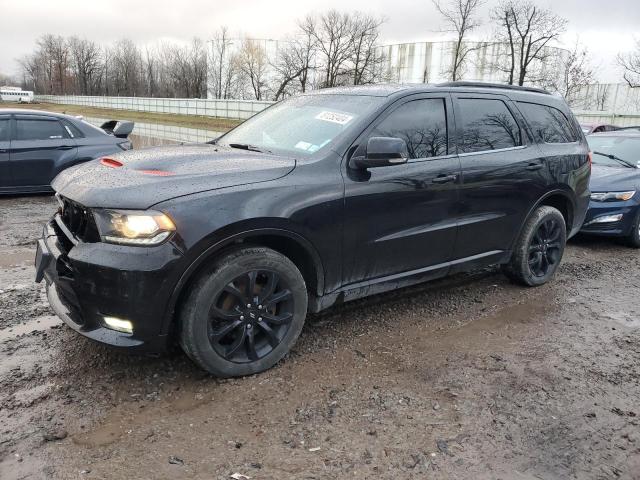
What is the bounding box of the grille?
[57,195,100,243]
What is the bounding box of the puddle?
[0,315,61,342]
[0,249,33,268]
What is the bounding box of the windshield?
[217,94,385,156]
[587,136,640,167]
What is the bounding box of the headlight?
[590,191,636,202]
[94,210,176,246]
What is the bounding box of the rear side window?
[62,120,84,138]
[16,119,68,141]
[458,98,521,153]
[517,102,577,144]
[369,98,448,159]
[0,118,9,141]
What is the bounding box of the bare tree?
[300,10,385,88]
[349,13,385,85]
[548,40,595,106]
[617,39,640,88]
[271,30,317,100]
[432,0,484,81]
[109,39,142,96]
[237,39,269,100]
[208,27,240,99]
[69,37,102,95]
[491,1,567,86]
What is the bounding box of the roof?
[0,108,75,119]
[307,81,553,98]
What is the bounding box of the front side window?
[517,102,577,144]
[0,118,9,142]
[368,98,448,159]
[16,119,68,141]
[218,94,386,157]
[458,98,521,153]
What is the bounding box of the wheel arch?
[161,228,325,335]
[510,189,575,252]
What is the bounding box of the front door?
[342,94,461,286]
[9,116,77,188]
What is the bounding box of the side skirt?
[309,250,509,313]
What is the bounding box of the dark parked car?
[581,131,640,246]
[0,109,133,194]
[35,82,590,377]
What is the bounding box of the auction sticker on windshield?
[315,111,354,125]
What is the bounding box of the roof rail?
[437,81,551,95]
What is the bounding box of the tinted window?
[458,98,521,153]
[517,102,577,143]
[62,120,84,138]
[0,119,9,142]
[16,119,68,141]
[369,99,448,159]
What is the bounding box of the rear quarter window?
[517,102,577,144]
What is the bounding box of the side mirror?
[352,136,409,169]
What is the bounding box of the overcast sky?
[1,0,638,83]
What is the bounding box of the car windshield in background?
[217,94,385,156]
[587,136,640,167]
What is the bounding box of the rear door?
[9,116,77,188]
[0,116,11,190]
[452,93,546,262]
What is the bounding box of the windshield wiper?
[592,151,636,168]
[228,143,271,154]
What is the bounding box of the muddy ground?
[1,194,639,480]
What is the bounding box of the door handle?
[526,162,543,171]
[57,145,74,150]
[432,174,458,184]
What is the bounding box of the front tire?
[503,206,567,286]
[179,247,308,377]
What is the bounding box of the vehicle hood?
[590,164,640,192]
[52,144,296,209]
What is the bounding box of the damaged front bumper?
[35,216,183,352]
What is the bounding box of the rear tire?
[626,210,640,248]
[503,206,567,286]
[179,246,308,377]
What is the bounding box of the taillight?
[587,151,593,169]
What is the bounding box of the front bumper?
[580,200,639,237]
[36,216,184,352]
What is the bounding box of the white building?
[379,40,569,86]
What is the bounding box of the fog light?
[587,214,623,225]
[103,316,133,334]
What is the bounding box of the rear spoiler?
[100,120,134,139]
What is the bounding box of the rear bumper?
[580,201,638,237]
[36,217,184,352]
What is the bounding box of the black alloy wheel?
[209,270,294,363]
[527,218,562,277]
[180,247,308,377]
[503,205,567,286]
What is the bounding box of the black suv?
[35,82,590,376]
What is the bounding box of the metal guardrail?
[34,95,274,120]
[33,95,640,127]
